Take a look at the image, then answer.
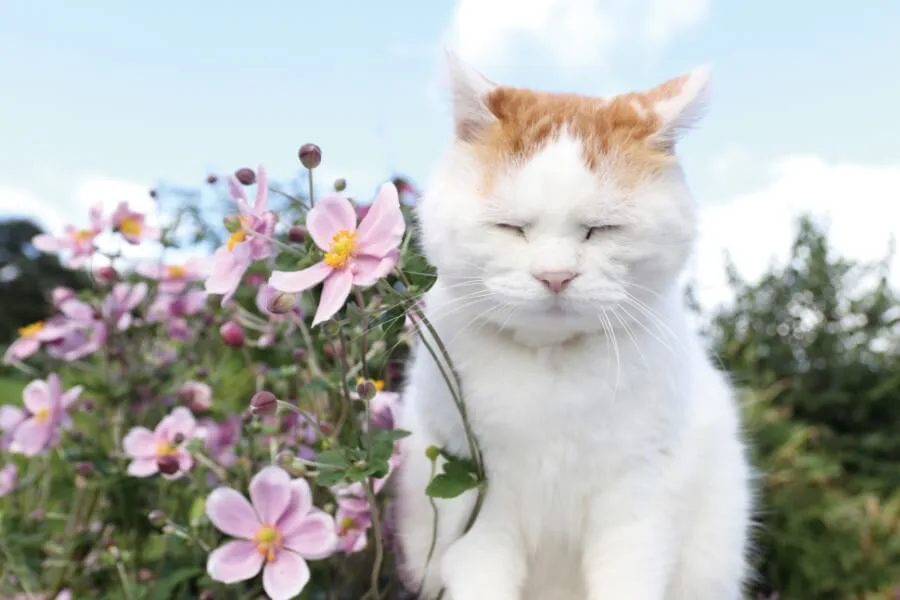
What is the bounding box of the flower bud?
[334,178,347,192]
[356,379,377,401]
[276,450,295,467]
[287,225,307,243]
[157,455,180,476]
[223,214,242,232]
[292,348,306,362]
[266,292,295,315]
[149,188,157,199]
[425,446,441,462]
[74,462,95,477]
[250,391,278,417]
[298,143,322,169]
[148,510,167,527]
[220,321,245,347]
[93,265,118,285]
[199,591,214,600]
[206,174,218,185]
[138,568,154,582]
[172,432,186,445]
[235,167,256,185]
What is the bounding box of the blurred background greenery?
[2,211,899,599]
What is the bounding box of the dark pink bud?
[149,189,157,199]
[292,348,306,362]
[288,225,307,243]
[250,391,278,416]
[235,168,256,185]
[206,174,218,185]
[138,569,154,582]
[157,455,180,476]
[220,321,245,347]
[298,143,322,169]
[74,462,95,477]
[94,265,118,284]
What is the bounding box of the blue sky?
[2,0,899,305]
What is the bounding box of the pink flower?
[31,203,105,267]
[0,404,27,450]
[368,391,399,431]
[179,380,212,412]
[101,282,148,331]
[205,164,278,305]
[111,201,159,244]
[199,415,241,468]
[269,182,405,326]
[52,287,77,307]
[122,407,197,479]
[206,466,337,600]
[3,319,73,364]
[147,289,208,322]
[10,374,82,457]
[331,453,400,554]
[138,258,206,294]
[0,463,16,496]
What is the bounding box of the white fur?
[394,59,752,600]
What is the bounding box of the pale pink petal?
[127,458,159,477]
[4,337,40,363]
[312,270,353,326]
[12,418,51,456]
[228,177,249,206]
[157,407,196,441]
[349,251,400,287]
[122,427,157,458]
[283,511,338,559]
[61,384,82,408]
[276,479,314,535]
[254,164,268,212]
[175,448,193,472]
[262,550,310,600]
[89,202,105,231]
[59,299,95,322]
[268,262,331,294]
[249,466,293,525]
[306,195,357,249]
[355,182,405,257]
[22,380,51,413]
[206,487,261,539]
[0,405,26,431]
[207,540,264,585]
[32,234,61,252]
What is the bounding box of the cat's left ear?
[444,48,498,142]
[643,65,712,147]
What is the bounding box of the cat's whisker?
[610,307,649,373]
[599,307,622,402]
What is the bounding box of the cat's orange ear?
[642,65,712,147]
[444,48,498,142]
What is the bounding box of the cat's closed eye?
[584,225,622,241]
[495,223,527,237]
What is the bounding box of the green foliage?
[700,215,900,599]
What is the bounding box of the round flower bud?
[266,292,295,315]
[298,143,322,169]
[334,178,347,192]
[157,455,180,476]
[220,321,245,347]
[288,225,307,243]
[148,510,167,527]
[235,167,256,185]
[425,445,441,462]
[206,174,218,185]
[356,379,377,401]
[250,391,278,417]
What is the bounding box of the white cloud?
[448,0,711,72]
[690,156,900,308]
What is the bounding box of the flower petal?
[32,234,61,252]
[283,510,338,559]
[276,478,314,535]
[306,195,357,249]
[262,550,310,600]
[349,251,400,287]
[0,405,26,431]
[205,245,251,306]
[228,176,249,206]
[206,487,260,539]
[355,182,405,257]
[61,384,83,408]
[127,458,159,477]
[249,465,293,525]
[254,164,268,212]
[12,418,51,456]
[207,540,264,585]
[122,427,157,458]
[268,262,331,294]
[22,379,51,413]
[312,269,353,326]
[4,337,40,363]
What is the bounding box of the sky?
[2,0,900,307]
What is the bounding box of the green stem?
[363,480,384,600]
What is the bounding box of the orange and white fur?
[394,52,753,600]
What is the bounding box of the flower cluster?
[0,147,438,599]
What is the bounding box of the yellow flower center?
[338,516,356,535]
[254,525,283,562]
[323,229,358,269]
[226,229,246,251]
[356,378,385,391]
[72,229,94,241]
[18,321,45,338]
[35,408,51,424]
[119,216,142,237]
[166,265,187,279]
[156,441,177,456]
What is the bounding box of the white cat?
[393,51,753,600]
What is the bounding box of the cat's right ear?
[444,48,498,142]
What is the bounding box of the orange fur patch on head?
[465,72,697,190]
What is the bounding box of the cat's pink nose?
[534,270,577,293]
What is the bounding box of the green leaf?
[315,449,351,470]
[148,566,204,600]
[425,472,479,499]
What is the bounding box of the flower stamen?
[323,230,358,269]
[254,525,283,562]
[18,321,45,338]
[118,217,143,237]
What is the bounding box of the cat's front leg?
[582,477,673,600]
[440,491,525,600]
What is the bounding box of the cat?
[392,50,753,600]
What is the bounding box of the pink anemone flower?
[31,203,105,267]
[205,164,277,306]
[0,463,16,497]
[269,182,405,326]
[111,201,159,244]
[122,407,197,479]
[138,258,207,294]
[101,282,148,331]
[205,466,337,600]
[10,374,82,457]
[3,319,72,364]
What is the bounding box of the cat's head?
[416,51,709,342]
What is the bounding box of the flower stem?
[363,479,384,600]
